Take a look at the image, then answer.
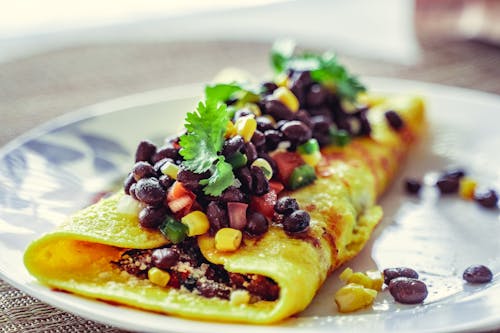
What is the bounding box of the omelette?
[24,45,426,324]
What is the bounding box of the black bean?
[264,100,294,121]
[289,71,312,105]
[463,265,493,283]
[129,183,138,200]
[132,161,156,181]
[206,202,228,232]
[474,189,498,208]
[196,280,230,299]
[261,81,278,95]
[220,187,245,203]
[123,173,136,195]
[310,115,332,134]
[135,140,157,163]
[177,169,208,192]
[139,206,168,229]
[282,210,310,233]
[152,248,179,270]
[309,106,332,118]
[251,130,266,148]
[244,142,258,163]
[234,109,252,121]
[183,277,197,291]
[436,177,459,194]
[275,197,299,216]
[281,120,312,144]
[383,267,419,285]
[306,83,328,107]
[251,165,270,195]
[152,145,179,163]
[314,132,332,147]
[358,112,371,136]
[264,130,283,151]
[389,277,428,304]
[442,168,466,180]
[245,210,269,236]
[404,179,422,195]
[236,167,253,192]
[384,110,404,130]
[158,175,174,189]
[222,136,245,158]
[256,116,275,132]
[135,177,166,206]
[294,110,313,128]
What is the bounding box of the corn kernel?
[251,158,273,180]
[459,177,477,200]
[274,72,289,87]
[215,228,242,252]
[335,283,377,313]
[261,114,276,126]
[300,151,322,167]
[235,115,257,142]
[225,120,237,138]
[230,290,250,305]
[347,272,374,289]
[365,270,384,291]
[148,267,170,287]
[273,87,299,112]
[181,211,210,236]
[339,267,354,282]
[246,103,262,117]
[160,161,179,179]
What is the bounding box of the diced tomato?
[271,151,304,184]
[250,189,277,219]
[269,181,285,194]
[227,202,248,230]
[167,181,196,216]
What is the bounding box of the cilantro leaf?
[199,158,235,196]
[270,41,366,102]
[205,83,243,104]
[179,99,228,173]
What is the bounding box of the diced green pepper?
[227,152,248,169]
[288,164,317,189]
[297,139,320,155]
[329,128,351,147]
[160,215,188,244]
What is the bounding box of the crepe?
[24,93,425,324]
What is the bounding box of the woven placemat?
[1,40,499,332]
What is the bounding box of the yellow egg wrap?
[24,94,425,324]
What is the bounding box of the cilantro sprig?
[271,40,366,102]
[179,99,235,196]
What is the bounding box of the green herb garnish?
[199,157,235,196]
[271,40,366,102]
[179,99,228,173]
[179,99,235,196]
[205,83,243,105]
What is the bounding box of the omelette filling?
[113,238,279,302]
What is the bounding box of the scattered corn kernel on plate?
[0,78,499,333]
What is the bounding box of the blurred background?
[1,0,500,331]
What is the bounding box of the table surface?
[1,39,499,332]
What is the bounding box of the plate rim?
[1,77,499,333]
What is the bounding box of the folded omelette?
[24,45,425,324]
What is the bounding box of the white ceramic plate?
[0,78,499,333]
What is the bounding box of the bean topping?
[389,277,428,304]
[383,267,419,285]
[282,210,310,233]
[436,177,459,194]
[222,135,245,158]
[135,178,166,206]
[152,145,179,163]
[463,265,493,283]
[135,140,157,163]
[236,167,253,192]
[251,165,270,195]
[206,202,229,232]
[384,110,404,130]
[256,116,275,132]
[404,179,422,195]
[265,100,294,121]
[139,206,168,229]
[281,120,312,144]
[244,142,258,163]
[158,175,174,189]
[474,189,498,208]
[262,81,278,95]
[275,197,299,216]
[264,129,283,151]
[177,169,207,192]
[220,187,245,203]
[306,84,328,107]
[123,173,136,195]
[152,248,180,270]
[245,210,269,236]
[132,161,155,181]
[251,130,266,148]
